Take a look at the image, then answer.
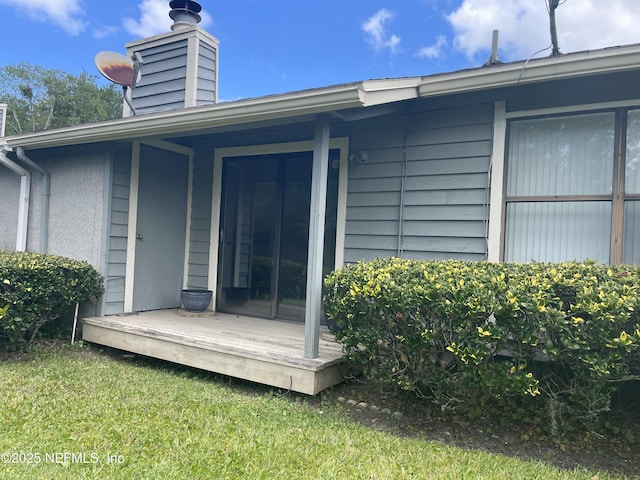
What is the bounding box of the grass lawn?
[0,344,626,479]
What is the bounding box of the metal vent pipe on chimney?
[169,0,202,30]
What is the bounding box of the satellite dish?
[95,51,135,87]
[95,51,143,116]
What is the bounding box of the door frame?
[124,139,194,312]
[208,137,349,312]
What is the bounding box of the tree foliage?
[0,62,122,135]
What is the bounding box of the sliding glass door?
[217,151,338,320]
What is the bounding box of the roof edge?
[360,78,421,106]
[419,44,640,97]
[4,84,366,150]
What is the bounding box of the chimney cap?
[169,0,202,26]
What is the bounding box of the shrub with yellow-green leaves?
[0,251,104,352]
[324,258,640,432]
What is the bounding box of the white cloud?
[124,0,213,38]
[93,25,120,40]
[362,8,401,53]
[0,0,86,35]
[447,0,640,62]
[417,35,448,59]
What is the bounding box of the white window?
[504,109,640,264]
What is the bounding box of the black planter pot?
[324,313,344,335]
[180,289,213,312]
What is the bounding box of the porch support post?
[304,116,330,359]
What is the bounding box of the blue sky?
[2,0,640,101]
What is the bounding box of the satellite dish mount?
[548,0,562,56]
[95,51,144,116]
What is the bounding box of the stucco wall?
[38,151,107,268]
[0,171,20,250]
[1,149,107,269]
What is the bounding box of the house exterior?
[2,2,640,387]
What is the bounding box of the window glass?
[504,201,611,263]
[507,113,615,196]
[625,109,640,194]
[623,201,640,264]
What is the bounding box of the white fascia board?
[419,44,640,97]
[4,84,366,150]
[360,78,422,105]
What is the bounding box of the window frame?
[488,99,640,264]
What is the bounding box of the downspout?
[0,144,30,251]
[16,147,49,253]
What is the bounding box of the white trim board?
[124,142,140,312]
[487,101,506,262]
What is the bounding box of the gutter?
[0,144,30,251]
[16,147,49,253]
[2,84,367,150]
[417,43,640,97]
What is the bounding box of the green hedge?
[0,251,104,351]
[324,258,640,432]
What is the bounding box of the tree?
[0,62,122,135]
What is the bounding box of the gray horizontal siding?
[404,173,488,190]
[131,39,189,114]
[344,103,493,263]
[104,153,131,315]
[187,150,213,289]
[346,219,485,238]
[402,250,483,262]
[196,42,217,105]
[132,73,187,112]
[135,75,187,97]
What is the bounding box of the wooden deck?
[81,310,345,395]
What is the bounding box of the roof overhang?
[1,85,364,150]
[1,78,422,151]
[418,44,640,98]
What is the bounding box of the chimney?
[123,0,219,116]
